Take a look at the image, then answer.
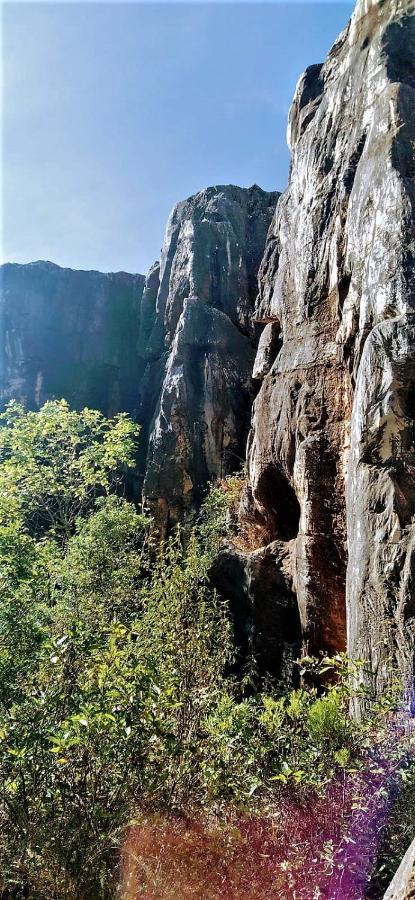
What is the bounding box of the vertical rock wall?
[0,261,145,418]
[140,184,278,531]
[3,0,414,695]
[243,0,415,694]
[0,185,277,536]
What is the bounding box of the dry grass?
[119,766,396,900]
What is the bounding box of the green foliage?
[0,399,139,541]
[259,683,357,791]
[199,473,245,549]
[0,408,412,898]
[307,690,352,750]
[366,753,415,895]
[0,516,235,895]
[56,495,151,632]
[0,406,236,894]
[203,694,265,802]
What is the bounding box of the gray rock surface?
[0,261,145,417]
[141,184,278,531]
[241,0,415,690]
[0,185,277,536]
[383,839,415,900]
[3,0,414,693]
[211,540,302,685]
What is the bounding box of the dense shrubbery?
[0,402,413,898]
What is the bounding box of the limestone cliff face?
[0,261,145,417]
[0,185,276,534]
[140,185,278,530]
[3,0,414,696]
[243,0,415,696]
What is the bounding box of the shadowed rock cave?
[256,464,301,542]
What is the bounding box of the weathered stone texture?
[141,184,278,531]
[243,0,415,689]
[2,0,415,692]
[211,539,302,686]
[0,261,145,418]
[0,185,277,537]
[383,839,415,900]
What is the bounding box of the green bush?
[307,689,352,750]
[0,399,139,542]
[0,403,412,898]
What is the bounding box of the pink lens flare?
[119,709,414,900]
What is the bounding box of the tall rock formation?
[241,0,415,698]
[0,261,145,417]
[3,0,414,699]
[139,184,278,530]
[0,185,277,532]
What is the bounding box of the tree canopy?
[0,400,139,541]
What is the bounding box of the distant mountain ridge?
[0,260,145,417]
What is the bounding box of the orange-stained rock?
[242,0,415,693]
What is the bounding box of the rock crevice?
[240,0,415,690]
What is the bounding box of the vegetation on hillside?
[0,401,413,899]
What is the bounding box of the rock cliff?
[240,0,415,696]
[2,0,415,698]
[140,185,278,530]
[0,185,277,533]
[0,261,145,417]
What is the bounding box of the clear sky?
[2,1,354,275]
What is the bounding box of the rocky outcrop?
[0,261,145,417]
[241,0,415,694]
[383,839,415,900]
[211,540,302,686]
[3,0,414,695]
[140,185,278,530]
[0,185,277,535]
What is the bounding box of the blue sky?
[2,2,354,275]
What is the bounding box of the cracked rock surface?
[140,184,278,531]
[242,0,415,692]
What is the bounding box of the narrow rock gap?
[256,463,301,541]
